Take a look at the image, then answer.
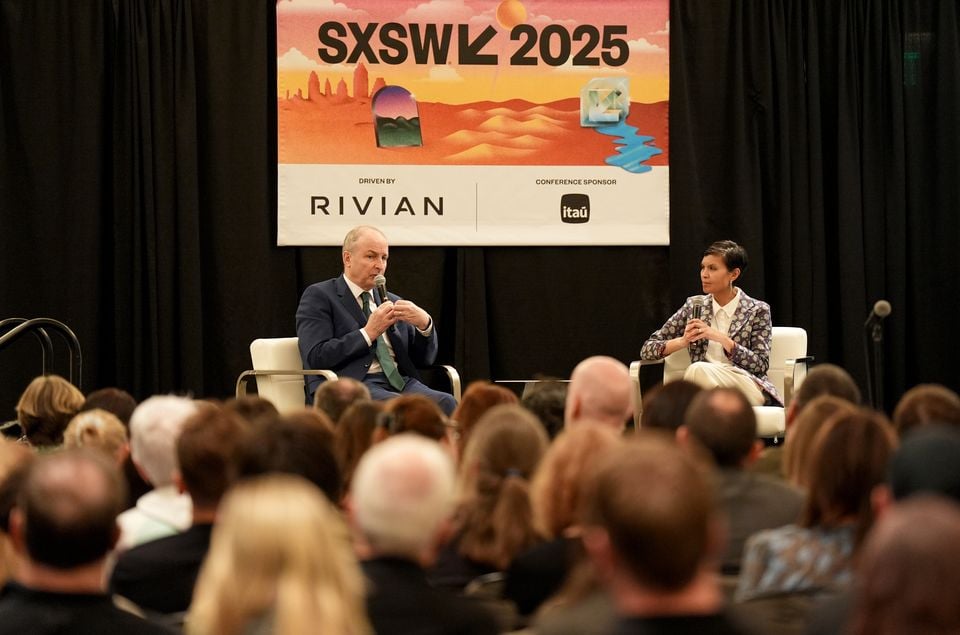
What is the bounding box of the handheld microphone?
[374,275,388,305]
[864,299,891,328]
[690,296,705,320]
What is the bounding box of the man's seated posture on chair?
[296,225,456,415]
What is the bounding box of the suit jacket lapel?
[336,275,368,328]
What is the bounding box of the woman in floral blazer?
[640,240,781,406]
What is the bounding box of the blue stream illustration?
[595,119,662,174]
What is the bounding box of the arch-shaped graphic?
[371,85,423,148]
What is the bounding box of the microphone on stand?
[864,299,891,329]
[863,299,892,412]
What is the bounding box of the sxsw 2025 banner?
[277,0,669,246]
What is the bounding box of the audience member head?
[0,439,33,584]
[885,425,960,504]
[177,407,249,513]
[892,383,960,438]
[641,380,703,432]
[681,387,757,468]
[313,378,371,424]
[238,413,342,504]
[582,433,718,595]
[63,409,129,464]
[335,400,382,489]
[457,404,549,569]
[850,496,960,635]
[373,395,448,444]
[79,387,137,426]
[531,425,622,539]
[15,375,85,448]
[351,435,455,563]
[11,450,125,571]
[189,474,370,635]
[0,440,33,532]
[283,408,336,444]
[801,408,897,545]
[222,396,278,427]
[451,381,518,454]
[520,378,567,439]
[783,395,858,488]
[129,395,198,488]
[565,356,634,430]
[787,363,861,425]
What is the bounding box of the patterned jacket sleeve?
[640,299,691,360]
[728,300,772,378]
[735,530,773,602]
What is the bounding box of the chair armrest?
[629,359,665,429]
[782,356,814,406]
[437,365,462,403]
[235,369,338,398]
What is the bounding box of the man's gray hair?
[129,395,197,486]
[351,434,455,558]
[342,225,386,253]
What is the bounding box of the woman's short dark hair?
[703,240,748,273]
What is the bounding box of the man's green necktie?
[361,291,406,392]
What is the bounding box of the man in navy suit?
[296,225,456,415]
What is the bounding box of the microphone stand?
[863,318,885,412]
[871,322,884,412]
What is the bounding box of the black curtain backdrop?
[671,0,960,410]
[1,0,957,415]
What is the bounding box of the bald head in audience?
[11,450,125,587]
[565,356,634,431]
[681,387,759,468]
[0,450,172,632]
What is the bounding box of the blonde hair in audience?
[531,425,622,538]
[16,374,85,447]
[188,474,370,635]
[457,404,548,569]
[63,409,128,463]
[782,395,857,488]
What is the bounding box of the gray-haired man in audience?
[117,395,197,550]
[350,434,498,635]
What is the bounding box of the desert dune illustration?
[278,65,668,167]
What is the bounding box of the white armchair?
[235,337,462,413]
[629,326,812,439]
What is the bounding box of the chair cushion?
[249,337,307,413]
[755,406,786,438]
